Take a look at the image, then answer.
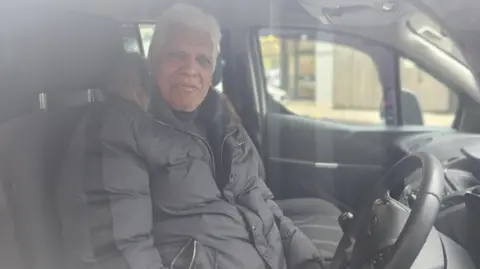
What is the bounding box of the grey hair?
[148,3,221,69]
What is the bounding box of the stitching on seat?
[296,224,342,231]
[310,240,337,256]
[291,215,338,225]
[310,240,338,247]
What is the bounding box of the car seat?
[0,7,124,269]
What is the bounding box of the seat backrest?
[0,172,24,269]
[0,6,124,269]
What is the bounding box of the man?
[57,3,324,269]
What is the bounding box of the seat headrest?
[0,6,124,94]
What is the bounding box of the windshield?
[408,13,466,64]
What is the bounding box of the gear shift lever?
[333,212,355,269]
[338,212,354,233]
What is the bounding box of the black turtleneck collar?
[172,109,198,123]
[149,88,235,138]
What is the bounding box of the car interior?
[1,0,480,269]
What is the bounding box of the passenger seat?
[0,7,125,269]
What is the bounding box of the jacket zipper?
[220,128,237,168]
[154,119,217,178]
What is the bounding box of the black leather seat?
[0,7,124,269]
[277,198,343,260]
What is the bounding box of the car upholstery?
[0,6,124,269]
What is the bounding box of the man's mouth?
[177,83,199,92]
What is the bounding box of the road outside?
[282,100,455,127]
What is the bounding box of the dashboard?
[394,132,480,209]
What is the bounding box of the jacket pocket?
[168,238,196,269]
[192,241,219,269]
[168,239,219,269]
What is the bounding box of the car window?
[259,31,383,125]
[399,58,457,127]
[121,24,141,53]
[139,24,155,56]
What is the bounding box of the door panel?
[265,113,447,210]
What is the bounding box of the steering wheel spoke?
[330,152,444,269]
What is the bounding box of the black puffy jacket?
[57,90,324,269]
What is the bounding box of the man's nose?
[179,56,198,76]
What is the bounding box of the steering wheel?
[330,152,444,269]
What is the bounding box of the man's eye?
[197,56,212,68]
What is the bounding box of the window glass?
[121,24,141,53]
[259,32,383,125]
[399,58,457,127]
[139,24,155,56]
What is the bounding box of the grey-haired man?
[58,3,325,269]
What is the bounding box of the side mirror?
[380,89,424,125]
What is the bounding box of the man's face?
[153,24,214,112]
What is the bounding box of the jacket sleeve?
[246,131,325,269]
[58,101,166,269]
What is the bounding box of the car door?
[250,28,460,210]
